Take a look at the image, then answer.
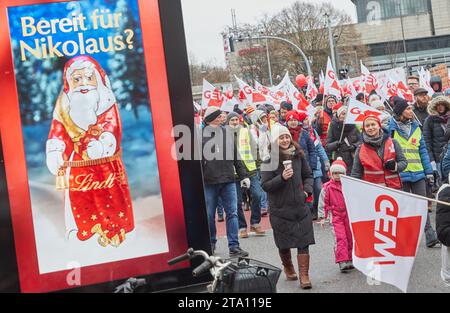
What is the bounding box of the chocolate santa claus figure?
[46,55,135,248]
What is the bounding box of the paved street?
[214,210,449,293]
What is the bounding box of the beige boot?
[297,254,312,289]
[279,250,298,281]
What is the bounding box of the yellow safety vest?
[393,127,424,173]
[238,128,257,172]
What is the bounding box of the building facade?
[351,0,450,72]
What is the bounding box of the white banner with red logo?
[341,176,428,293]
[255,80,283,110]
[235,76,268,106]
[271,72,310,110]
[344,98,390,125]
[361,62,381,96]
[201,79,225,109]
[324,57,341,98]
[418,67,435,96]
[306,75,318,101]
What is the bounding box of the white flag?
[201,79,225,109]
[319,70,325,86]
[255,80,283,110]
[418,67,434,96]
[361,61,381,96]
[340,176,428,293]
[235,76,267,106]
[306,76,318,101]
[324,57,341,98]
[345,98,389,125]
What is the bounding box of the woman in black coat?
[424,96,450,174]
[325,106,361,173]
[261,124,314,289]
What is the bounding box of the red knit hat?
[285,110,299,122]
[362,112,382,130]
[330,157,347,174]
[297,110,308,123]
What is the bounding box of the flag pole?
[343,175,450,207]
[338,105,350,143]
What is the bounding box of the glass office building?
[353,0,431,23]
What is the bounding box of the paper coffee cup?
[283,160,292,169]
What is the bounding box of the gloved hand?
[324,161,331,172]
[384,160,397,172]
[335,142,343,149]
[431,161,437,172]
[427,174,435,185]
[240,178,251,189]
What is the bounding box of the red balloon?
[296,74,307,88]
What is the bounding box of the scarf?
[362,131,384,148]
[288,126,302,143]
[398,120,412,137]
[280,145,296,161]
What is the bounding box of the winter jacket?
[423,96,450,163]
[325,118,361,173]
[352,132,408,186]
[437,184,450,246]
[442,145,450,182]
[314,108,332,147]
[310,128,329,179]
[445,118,450,142]
[250,125,271,163]
[202,125,248,185]
[289,126,318,171]
[323,179,352,263]
[413,104,429,128]
[261,147,315,250]
[388,117,433,182]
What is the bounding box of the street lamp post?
[265,38,273,86]
[324,12,337,70]
[398,0,409,70]
[237,35,313,77]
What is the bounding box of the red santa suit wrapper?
[46,55,134,247]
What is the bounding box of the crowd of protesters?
[197,74,450,289]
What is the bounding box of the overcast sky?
[181,0,358,67]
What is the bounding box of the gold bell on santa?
[56,167,68,190]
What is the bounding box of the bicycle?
[168,248,281,293]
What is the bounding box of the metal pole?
[265,38,273,86]
[325,13,337,70]
[239,35,313,77]
[399,0,409,70]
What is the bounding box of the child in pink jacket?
[320,158,354,272]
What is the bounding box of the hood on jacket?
[430,75,443,92]
[250,109,267,125]
[428,95,450,116]
[388,116,420,139]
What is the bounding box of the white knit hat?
[337,106,348,118]
[330,157,347,174]
[203,106,222,124]
[270,124,292,143]
[370,99,385,110]
[250,109,267,125]
[368,94,381,105]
